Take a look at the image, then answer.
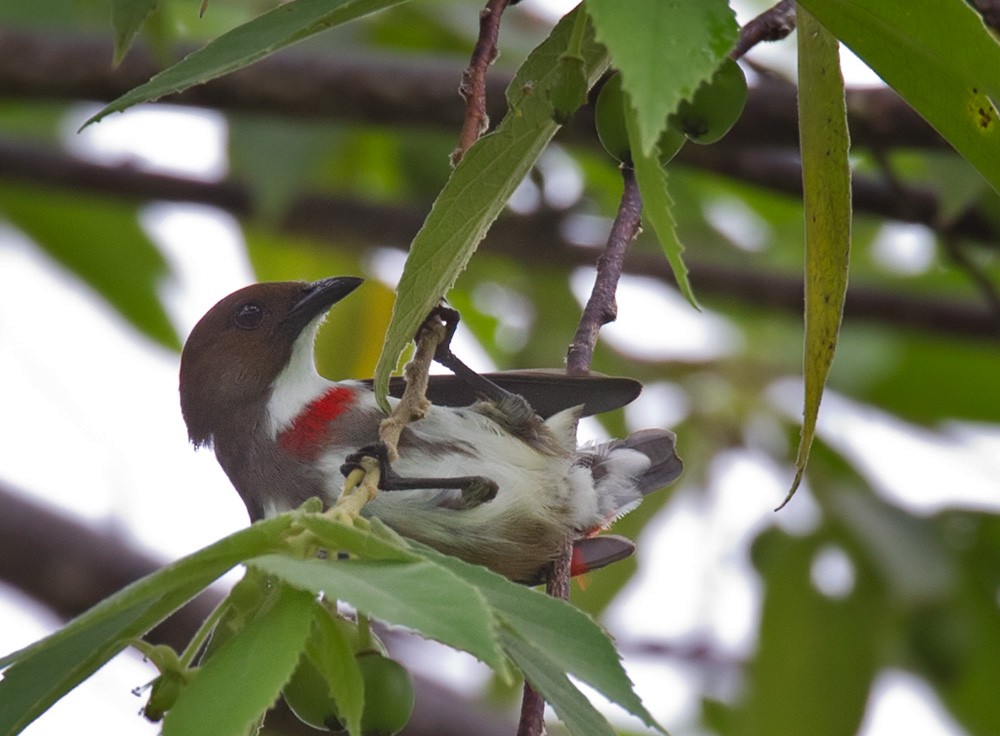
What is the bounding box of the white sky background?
[1,2,997,734]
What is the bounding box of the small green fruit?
[142,669,188,722]
[594,73,631,164]
[657,123,687,165]
[357,653,414,736]
[673,58,747,144]
[283,654,345,733]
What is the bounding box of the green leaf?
[0,516,292,736]
[372,6,610,409]
[414,542,664,733]
[798,0,1000,196]
[0,599,158,736]
[0,185,178,350]
[85,0,411,127]
[163,583,316,736]
[781,8,851,508]
[586,0,738,156]
[112,0,158,65]
[295,514,419,562]
[625,103,699,309]
[247,554,510,676]
[307,606,364,736]
[499,626,616,736]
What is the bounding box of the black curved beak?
[283,276,364,332]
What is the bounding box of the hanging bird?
[179,277,682,583]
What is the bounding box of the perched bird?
[179,277,682,582]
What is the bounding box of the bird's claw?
[416,304,461,364]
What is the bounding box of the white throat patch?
[265,316,332,438]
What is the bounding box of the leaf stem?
[565,5,588,58]
[178,594,231,667]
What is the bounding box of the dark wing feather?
[366,369,642,418]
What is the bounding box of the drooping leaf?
[625,99,699,309]
[586,0,738,156]
[781,8,851,507]
[0,185,178,349]
[111,0,158,65]
[499,626,616,736]
[247,554,509,676]
[798,0,1000,196]
[372,6,610,409]
[306,605,365,736]
[413,541,663,733]
[162,583,315,736]
[0,516,292,736]
[85,0,411,127]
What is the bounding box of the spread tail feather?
[578,428,683,525]
[616,428,683,495]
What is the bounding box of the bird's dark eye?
[234,302,264,330]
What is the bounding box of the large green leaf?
[371,6,610,409]
[163,583,316,736]
[85,0,411,127]
[415,542,663,733]
[798,0,1000,195]
[247,554,509,676]
[500,626,616,736]
[306,604,365,736]
[586,0,737,156]
[0,185,178,349]
[782,8,851,507]
[0,516,292,736]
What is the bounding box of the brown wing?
[366,369,642,418]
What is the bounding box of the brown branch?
[732,0,796,60]
[0,28,946,152]
[0,140,996,339]
[517,168,642,736]
[454,0,512,165]
[567,165,644,373]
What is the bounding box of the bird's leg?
[340,442,498,509]
[420,306,544,441]
[421,305,520,405]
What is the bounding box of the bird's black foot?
[417,305,522,406]
[340,441,498,507]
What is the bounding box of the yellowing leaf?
[781,7,852,508]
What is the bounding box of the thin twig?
[515,166,643,736]
[566,165,644,374]
[515,684,546,736]
[452,0,512,166]
[732,0,796,60]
